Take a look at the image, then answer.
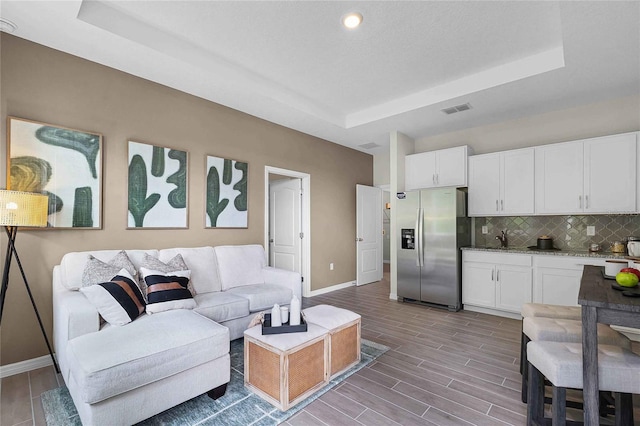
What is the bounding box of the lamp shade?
[0,190,48,227]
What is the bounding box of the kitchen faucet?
[496,230,508,248]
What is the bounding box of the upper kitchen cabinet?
[405,145,471,190]
[535,132,637,215]
[468,148,534,216]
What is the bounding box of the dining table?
[578,264,640,425]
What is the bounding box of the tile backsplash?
[474,215,640,251]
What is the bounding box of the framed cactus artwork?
[127,141,188,229]
[205,155,248,228]
[7,117,103,229]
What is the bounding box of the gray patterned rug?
[41,338,388,425]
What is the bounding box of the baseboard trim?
[462,305,521,320]
[389,293,398,300]
[309,281,355,297]
[0,354,53,378]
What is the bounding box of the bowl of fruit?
[616,268,640,288]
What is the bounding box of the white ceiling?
[1,1,639,155]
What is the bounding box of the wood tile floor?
[3,265,640,425]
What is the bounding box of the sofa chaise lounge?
[53,244,301,425]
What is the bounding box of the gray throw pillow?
[81,251,138,288]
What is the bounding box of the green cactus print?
[222,159,233,185]
[233,161,248,212]
[166,150,187,209]
[72,187,93,227]
[206,166,229,227]
[151,146,165,177]
[35,126,100,179]
[128,154,161,227]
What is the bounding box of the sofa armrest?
[261,267,301,300]
[53,265,100,380]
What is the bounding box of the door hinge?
[299,232,304,239]
[301,277,304,282]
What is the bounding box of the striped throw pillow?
[140,267,196,314]
[80,269,146,326]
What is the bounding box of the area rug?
[41,338,388,426]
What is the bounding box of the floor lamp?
[0,190,59,373]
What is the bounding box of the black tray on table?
[262,313,308,335]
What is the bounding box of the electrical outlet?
[587,226,595,236]
[330,263,334,270]
[482,226,488,234]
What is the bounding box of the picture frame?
[205,155,248,228]
[7,116,103,229]
[127,141,188,229]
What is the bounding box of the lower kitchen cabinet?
[462,251,532,314]
[533,256,607,306]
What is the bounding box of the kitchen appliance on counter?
[628,238,640,257]
[527,235,560,251]
[396,188,470,311]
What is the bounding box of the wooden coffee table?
[244,323,329,411]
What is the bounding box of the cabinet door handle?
[496,200,499,211]
[579,195,582,209]
[491,269,495,281]
[496,270,500,281]
[436,174,439,184]
[585,195,589,209]
[433,174,436,184]
[501,200,504,211]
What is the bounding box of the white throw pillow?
[140,267,196,314]
[79,269,145,326]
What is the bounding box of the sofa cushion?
[159,247,221,294]
[226,284,292,312]
[141,268,196,314]
[79,270,145,326]
[60,250,159,291]
[81,251,138,288]
[194,292,249,322]
[139,253,195,297]
[214,245,266,290]
[66,310,229,404]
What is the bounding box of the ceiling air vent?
[358,142,381,150]
[441,103,472,115]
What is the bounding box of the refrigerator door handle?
[418,208,425,267]
[415,208,421,267]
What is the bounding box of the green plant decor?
[166,150,187,209]
[128,154,160,227]
[151,146,165,178]
[233,161,248,212]
[206,166,229,227]
[35,126,100,179]
[72,187,93,227]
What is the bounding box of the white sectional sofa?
[53,244,301,426]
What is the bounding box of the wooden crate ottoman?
[303,305,361,378]
[244,323,329,411]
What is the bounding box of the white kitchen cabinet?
[462,251,532,314]
[533,256,607,307]
[584,133,636,213]
[468,148,534,216]
[405,146,470,190]
[535,133,637,214]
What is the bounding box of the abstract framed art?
[7,117,103,229]
[128,141,188,229]
[205,155,248,228]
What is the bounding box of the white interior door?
[356,184,383,286]
[269,178,302,273]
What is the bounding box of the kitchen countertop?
[461,246,633,260]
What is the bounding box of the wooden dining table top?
[578,265,640,319]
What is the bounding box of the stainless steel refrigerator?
[397,188,470,311]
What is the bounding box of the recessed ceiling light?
[0,18,17,34]
[342,12,363,29]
